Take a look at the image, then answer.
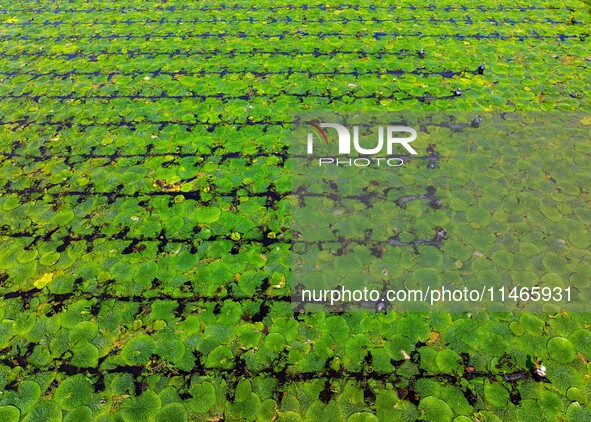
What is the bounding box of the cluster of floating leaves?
[0,0,590,421]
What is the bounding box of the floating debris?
[534,365,547,378]
[375,300,388,315]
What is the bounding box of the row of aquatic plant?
[0,0,590,420]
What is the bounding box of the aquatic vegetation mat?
[0,0,590,421]
[291,112,590,313]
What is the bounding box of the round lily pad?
[51,208,75,226]
[509,322,525,336]
[64,406,93,422]
[538,391,564,416]
[515,399,543,422]
[39,252,61,266]
[449,198,469,211]
[155,337,185,364]
[566,402,591,422]
[216,301,243,325]
[263,333,286,354]
[17,249,38,264]
[270,317,299,343]
[484,380,509,408]
[567,387,587,404]
[69,321,99,344]
[0,405,20,422]
[155,403,188,422]
[204,345,234,369]
[333,254,363,274]
[276,411,304,422]
[22,400,61,422]
[2,380,41,414]
[519,313,545,335]
[345,335,370,366]
[545,361,584,394]
[568,228,590,249]
[542,252,566,274]
[415,378,442,399]
[305,401,343,422]
[491,250,514,270]
[547,337,576,364]
[409,267,441,290]
[569,329,591,356]
[418,396,453,422]
[435,349,462,375]
[54,375,93,410]
[2,194,21,211]
[121,334,157,366]
[188,382,216,414]
[71,343,99,368]
[347,412,379,422]
[194,206,221,224]
[519,242,540,258]
[121,391,161,422]
[28,345,51,368]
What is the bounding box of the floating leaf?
[204,345,234,369]
[71,343,99,368]
[39,252,60,267]
[519,313,545,335]
[17,249,38,264]
[542,252,566,274]
[333,254,363,274]
[64,406,93,422]
[33,273,54,289]
[120,334,156,366]
[121,391,161,422]
[54,375,93,410]
[440,385,472,416]
[0,405,20,422]
[28,345,51,368]
[567,387,587,404]
[509,322,525,336]
[347,412,379,422]
[345,335,369,366]
[566,402,591,422]
[305,401,343,422]
[545,362,583,394]
[22,400,61,422]
[69,321,98,344]
[514,399,544,422]
[547,337,576,364]
[435,349,462,375]
[263,333,286,354]
[155,403,187,422]
[227,390,261,420]
[194,206,221,224]
[2,194,21,211]
[1,380,41,414]
[569,329,591,356]
[538,391,564,417]
[276,411,304,422]
[188,382,216,414]
[269,317,299,343]
[216,301,243,325]
[484,380,509,409]
[418,396,453,422]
